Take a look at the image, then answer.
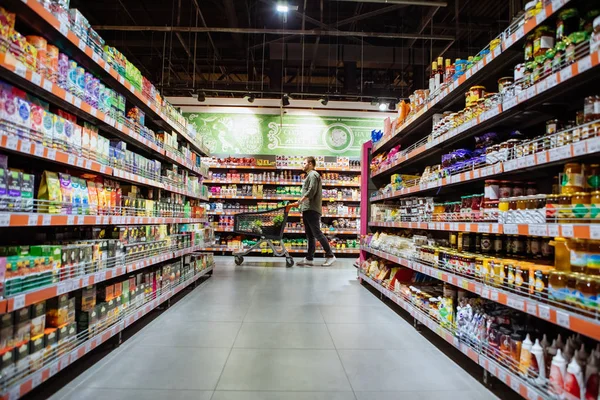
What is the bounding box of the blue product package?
[67,60,78,95]
[84,72,93,104]
[97,83,106,113]
[91,78,99,108]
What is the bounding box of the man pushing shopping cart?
[232,156,336,268]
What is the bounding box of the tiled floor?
[50,257,499,400]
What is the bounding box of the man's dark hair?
[305,156,316,167]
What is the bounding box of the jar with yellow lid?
[561,163,584,194]
[591,191,600,222]
[515,262,531,295]
[550,237,571,271]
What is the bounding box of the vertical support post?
[359,140,373,266]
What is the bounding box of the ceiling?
[71,0,520,100]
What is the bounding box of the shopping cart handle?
[285,204,295,212]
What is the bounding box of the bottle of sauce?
[429,61,437,93]
[550,349,568,397]
[436,57,444,89]
[564,351,585,400]
[520,334,534,377]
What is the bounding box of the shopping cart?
[232,204,295,267]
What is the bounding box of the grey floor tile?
[51,388,213,400]
[244,304,324,323]
[161,303,250,322]
[136,321,241,348]
[211,391,357,400]
[319,305,402,324]
[86,346,230,390]
[216,349,352,391]
[234,322,334,349]
[338,349,475,392]
[327,323,429,350]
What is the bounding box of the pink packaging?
[57,53,69,88]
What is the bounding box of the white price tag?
[503,96,518,110]
[490,291,499,301]
[6,136,18,150]
[556,311,570,328]
[67,215,75,225]
[517,90,528,104]
[529,224,548,237]
[526,302,537,315]
[549,146,572,161]
[29,70,42,86]
[14,62,27,78]
[485,53,492,64]
[547,224,560,237]
[59,23,69,36]
[71,279,80,291]
[560,67,573,82]
[578,55,592,73]
[70,350,79,363]
[561,224,574,238]
[591,225,600,240]
[95,271,106,282]
[515,26,525,41]
[103,63,111,72]
[547,72,559,88]
[527,387,538,400]
[516,157,527,169]
[536,152,548,165]
[28,214,38,226]
[573,141,587,156]
[504,159,518,171]
[510,378,521,393]
[588,137,600,154]
[537,79,548,93]
[43,79,53,92]
[504,224,518,235]
[92,53,100,62]
[0,213,9,227]
[65,92,73,104]
[12,294,25,310]
[57,281,70,296]
[73,97,82,108]
[498,368,507,382]
[34,144,44,157]
[536,10,546,25]
[507,297,525,311]
[526,85,536,99]
[8,385,20,400]
[67,154,75,165]
[47,149,56,160]
[84,342,92,354]
[76,158,84,168]
[77,39,86,51]
[551,0,563,10]
[538,304,551,320]
[59,357,69,370]
[20,140,31,154]
[32,371,42,388]
[49,363,58,377]
[493,46,501,58]
[41,214,52,226]
[478,224,490,233]
[81,275,89,287]
[90,107,97,117]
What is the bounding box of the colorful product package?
[53,115,66,150]
[58,173,72,214]
[38,171,62,214]
[76,66,85,98]
[87,180,98,214]
[45,45,59,83]
[81,124,91,158]
[57,53,69,88]
[72,123,82,155]
[41,110,54,147]
[20,173,34,212]
[71,178,82,214]
[29,103,44,143]
[7,169,21,211]
[67,60,78,95]
[84,72,93,105]
[15,97,31,139]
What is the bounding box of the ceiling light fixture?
[243,94,255,103]
[388,100,397,111]
[319,97,329,106]
[276,4,289,12]
[197,93,205,102]
[282,94,290,106]
[378,103,387,111]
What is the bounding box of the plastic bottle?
[547,339,560,378]
[530,338,547,383]
[550,349,568,397]
[584,353,599,400]
[564,350,585,400]
[520,334,534,377]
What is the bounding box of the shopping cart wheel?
[286,257,294,268]
[234,255,244,265]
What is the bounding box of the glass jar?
[569,239,588,273]
[526,182,537,196]
[543,48,555,76]
[575,276,598,311]
[591,191,600,223]
[512,182,525,197]
[481,234,492,254]
[586,164,600,190]
[551,237,570,271]
[558,193,573,221]
[533,26,555,57]
[546,119,561,136]
[587,241,600,275]
[532,265,552,300]
[533,56,545,83]
[485,180,500,202]
[515,262,531,295]
[507,260,517,289]
[546,194,559,222]
[562,163,584,194]
[549,271,568,303]
[557,9,580,41]
[566,32,587,64]
[493,235,503,255]
[571,192,591,220]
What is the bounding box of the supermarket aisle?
[49,257,498,400]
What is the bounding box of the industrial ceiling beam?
[330,0,447,6]
[92,26,455,41]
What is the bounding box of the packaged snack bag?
[7,169,21,211]
[38,171,62,214]
[87,180,98,214]
[30,103,44,144]
[0,168,7,211]
[58,173,73,214]
[41,110,54,147]
[53,115,66,150]
[20,173,34,212]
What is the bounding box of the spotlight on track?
[197,92,205,102]
[388,100,397,111]
[244,93,255,103]
[378,102,387,111]
[282,93,290,106]
[319,96,329,106]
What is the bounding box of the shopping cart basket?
[232,204,295,267]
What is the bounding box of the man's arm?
[299,172,319,204]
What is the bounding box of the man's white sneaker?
[322,256,336,266]
[296,258,314,267]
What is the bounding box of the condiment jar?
[533,26,555,57]
[586,241,600,276]
[499,181,513,199]
[549,271,568,304]
[569,239,588,273]
[591,191,600,223]
[562,163,584,194]
[571,192,591,220]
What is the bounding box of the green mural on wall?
[185,112,383,157]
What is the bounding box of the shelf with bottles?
[203,155,361,172]
[0,256,214,400]
[208,184,360,202]
[205,170,360,187]
[362,226,600,340]
[369,168,600,238]
[371,0,577,154]
[205,201,360,218]
[214,226,359,235]
[358,269,595,400]
[209,236,360,254]
[0,225,213,312]
[370,114,600,202]
[0,0,209,154]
